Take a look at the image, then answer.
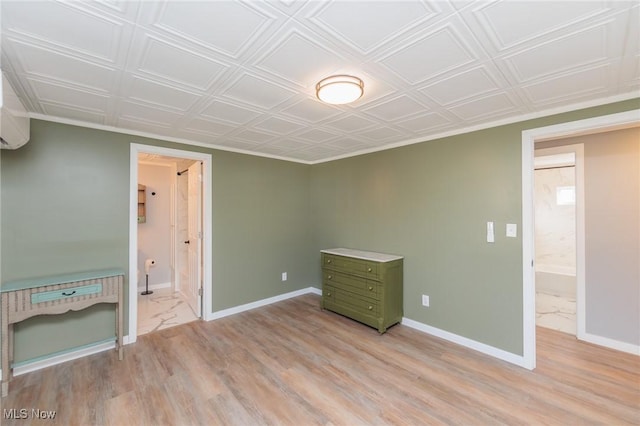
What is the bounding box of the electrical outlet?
[422,294,430,307]
[281,272,287,281]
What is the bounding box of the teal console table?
[1,269,124,397]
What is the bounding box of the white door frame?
[521,109,640,369]
[128,143,213,344]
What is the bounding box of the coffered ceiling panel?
[419,66,502,106]
[1,0,638,164]
[150,0,271,57]
[134,35,228,90]
[200,100,261,124]
[470,1,608,50]
[280,98,341,123]
[2,1,125,62]
[256,31,345,86]
[30,79,110,112]
[311,1,435,53]
[521,64,612,105]
[380,23,478,84]
[448,92,519,121]
[9,40,116,91]
[127,77,201,111]
[396,112,451,133]
[222,74,297,109]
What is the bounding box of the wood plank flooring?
[1,294,638,425]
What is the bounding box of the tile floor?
[536,291,576,335]
[137,287,198,336]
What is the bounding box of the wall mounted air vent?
[0,71,30,150]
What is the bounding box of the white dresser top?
[321,248,403,262]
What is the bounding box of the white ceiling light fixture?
[316,75,364,105]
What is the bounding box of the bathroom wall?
[534,166,576,275]
[534,164,577,298]
[138,163,173,287]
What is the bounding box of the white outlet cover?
[281,272,287,281]
[422,295,430,307]
[506,223,517,238]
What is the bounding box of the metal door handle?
[184,240,190,244]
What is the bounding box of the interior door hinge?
[198,231,203,239]
[198,288,202,297]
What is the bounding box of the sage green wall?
[1,121,129,361]
[1,98,637,363]
[1,119,314,362]
[211,150,314,310]
[310,99,639,355]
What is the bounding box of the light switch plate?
[487,221,495,243]
[506,223,517,238]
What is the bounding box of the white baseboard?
[206,286,319,321]
[401,317,528,369]
[12,340,116,376]
[579,332,640,356]
[137,281,171,292]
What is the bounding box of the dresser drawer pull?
[368,305,373,310]
[327,292,331,297]
[61,290,77,297]
[367,267,372,272]
[328,275,332,280]
[368,286,373,291]
[327,259,331,264]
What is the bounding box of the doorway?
[137,156,201,335]
[128,144,212,344]
[533,147,581,337]
[521,109,639,370]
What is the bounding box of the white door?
[186,161,202,317]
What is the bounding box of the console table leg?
[1,294,9,398]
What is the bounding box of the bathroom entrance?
[129,144,212,343]
[534,147,580,336]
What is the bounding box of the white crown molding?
[313,91,640,164]
[28,91,638,165]
[27,112,313,164]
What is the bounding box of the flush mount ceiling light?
[316,75,364,105]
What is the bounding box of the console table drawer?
[31,283,103,304]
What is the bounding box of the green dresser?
[321,248,403,333]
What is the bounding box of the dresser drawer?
[31,283,103,304]
[332,287,379,317]
[323,285,336,302]
[322,253,379,280]
[324,270,379,300]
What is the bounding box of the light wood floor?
[2,294,638,425]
